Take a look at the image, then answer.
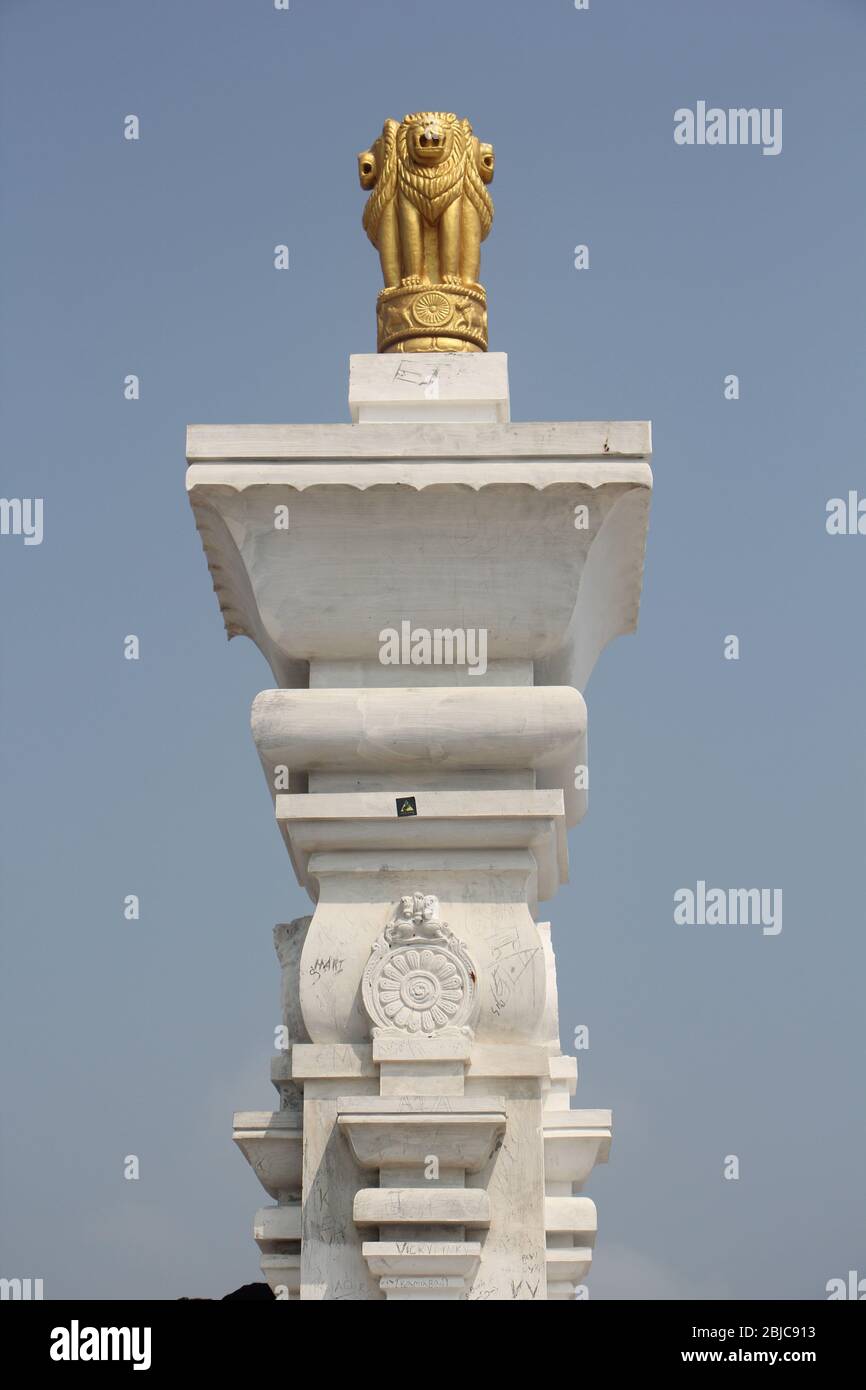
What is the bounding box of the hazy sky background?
[1,0,864,1300]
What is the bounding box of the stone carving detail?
[386,894,447,942]
[362,895,479,1036]
[376,281,487,353]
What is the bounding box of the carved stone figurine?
[358,112,494,352]
[385,893,448,943]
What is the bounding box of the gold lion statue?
[358,112,495,352]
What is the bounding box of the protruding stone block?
[337,1097,506,1172]
[349,352,510,423]
[354,1187,491,1227]
[233,1110,303,1201]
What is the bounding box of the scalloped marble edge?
[186,461,653,493]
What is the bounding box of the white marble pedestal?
[188,352,651,1300]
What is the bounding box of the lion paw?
[400,275,424,288]
[442,274,463,286]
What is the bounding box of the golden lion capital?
[358,112,494,353]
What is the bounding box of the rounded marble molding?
[251,685,586,773]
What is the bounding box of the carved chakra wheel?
[361,894,479,1036]
[412,291,453,329]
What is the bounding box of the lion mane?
[362,112,493,243]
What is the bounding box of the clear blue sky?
[1,0,864,1299]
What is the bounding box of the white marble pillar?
[188,353,652,1300]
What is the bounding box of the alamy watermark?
[50,1322,151,1370]
[674,881,782,936]
[1,1276,43,1299]
[826,491,866,535]
[379,620,488,676]
[674,102,782,157]
[1,497,43,545]
[826,1270,865,1300]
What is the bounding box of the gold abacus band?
[377,282,488,354]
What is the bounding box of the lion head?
[402,111,459,168]
[357,146,378,190]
